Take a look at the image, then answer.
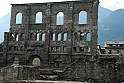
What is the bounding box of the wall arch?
[41,33,45,41]
[56,12,64,25]
[16,12,22,24]
[79,11,87,24]
[80,32,84,41]
[27,55,42,66]
[36,12,42,23]
[51,33,56,41]
[86,32,91,41]
[63,32,67,41]
[15,33,19,41]
[58,33,61,41]
[74,33,78,41]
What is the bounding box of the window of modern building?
[108,50,112,54]
[73,47,77,52]
[117,50,119,54]
[120,44,123,47]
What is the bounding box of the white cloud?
[116,0,124,10]
[0,1,11,18]
[99,0,124,11]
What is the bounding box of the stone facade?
[0,0,124,83]
[3,0,98,67]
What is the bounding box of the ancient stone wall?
[1,0,123,83]
[0,54,123,83]
[0,0,124,83]
[3,0,99,68]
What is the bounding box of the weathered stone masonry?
[3,0,99,66]
[1,0,124,83]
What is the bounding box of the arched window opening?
[87,32,91,41]
[20,33,24,41]
[56,47,61,51]
[80,47,84,52]
[10,33,14,41]
[36,33,40,41]
[14,46,18,51]
[73,47,77,52]
[74,33,78,41]
[11,34,14,37]
[56,12,64,25]
[58,33,61,41]
[16,13,22,24]
[30,33,34,40]
[36,12,42,23]
[79,11,87,24]
[63,33,67,41]
[88,47,91,52]
[52,33,56,41]
[51,47,54,51]
[51,47,56,51]
[84,46,88,52]
[32,58,40,66]
[20,46,24,51]
[16,34,19,41]
[80,33,84,41]
[63,46,67,52]
[42,33,45,41]
[55,62,60,67]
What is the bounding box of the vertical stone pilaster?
[3,32,9,63]
[78,32,80,42]
[67,2,74,65]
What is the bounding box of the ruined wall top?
[11,0,99,6]
[10,0,99,26]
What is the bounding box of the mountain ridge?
[98,9,124,46]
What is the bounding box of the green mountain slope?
[98,9,124,46]
[98,6,112,22]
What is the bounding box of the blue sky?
[0,0,124,18]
